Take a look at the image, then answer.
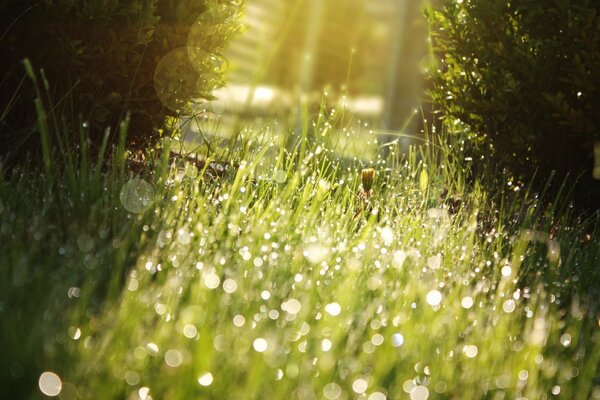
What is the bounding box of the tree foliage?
[0,0,242,156]
[427,0,600,203]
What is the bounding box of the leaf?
[419,169,429,193]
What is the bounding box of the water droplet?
[39,371,62,397]
[410,385,429,400]
[392,333,404,347]
[177,229,191,245]
[352,378,368,394]
[518,370,529,381]
[461,296,474,309]
[323,383,342,399]
[146,342,159,354]
[560,333,572,347]
[68,327,81,340]
[274,170,287,183]
[427,254,441,270]
[77,234,94,252]
[380,227,394,245]
[253,338,268,352]
[198,372,213,386]
[165,349,183,367]
[463,344,478,358]
[322,338,332,352]
[426,290,442,306]
[183,324,198,339]
[204,273,220,289]
[503,299,516,313]
[120,179,154,214]
[304,244,328,264]
[233,315,246,327]
[393,250,407,268]
[223,279,238,293]
[125,370,140,385]
[283,299,302,315]
[403,380,416,393]
[371,333,384,346]
[369,392,387,400]
[325,303,341,316]
[139,387,151,400]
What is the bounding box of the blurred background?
[186,0,431,159]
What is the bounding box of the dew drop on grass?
[427,254,441,270]
[222,279,238,293]
[352,378,368,394]
[393,250,407,269]
[274,170,287,183]
[461,296,474,309]
[198,372,213,387]
[367,277,382,291]
[369,392,387,400]
[463,345,478,358]
[380,227,394,245]
[165,349,183,367]
[403,380,416,393]
[253,338,268,352]
[283,299,302,315]
[410,385,429,400]
[120,178,154,214]
[146,342,159,354]
[204,273,220,289]
[304,244,327,264]
[183,324,198,339]
[323,382,342,399]
[233,315,246,327]
[139,387,151,400]
[39,371,62,397]
[177,229,191,245]
[322,338,332,351]
[125,370,140,385]
[371,333,384,346]
[325,302,341,316]
[392,333,404,347]
[426,290,442,306]
[560,334,572,347]
[77,234,94,252]
[518,370,529,381]
[503,299,516,313]
[68,327,81,340]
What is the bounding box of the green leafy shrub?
[0,0,241,157]
[427,0,600,205]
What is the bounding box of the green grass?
[1,98,599,399]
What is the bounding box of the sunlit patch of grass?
[0,98,599,399]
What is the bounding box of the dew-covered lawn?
[1,137,599,400]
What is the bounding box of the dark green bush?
[0,0,241,156]
[427,0,600,205]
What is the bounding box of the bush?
[0,0,241,157]
[427,0,600,205]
